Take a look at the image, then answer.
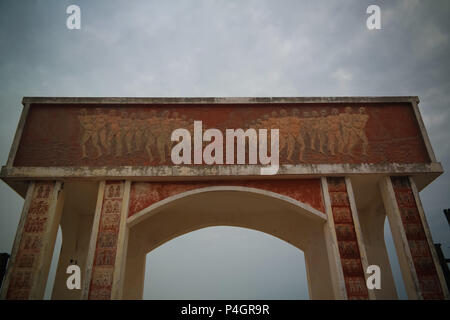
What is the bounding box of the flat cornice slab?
[1,162,442,198]
[21,96,420,105]
[1,162,442,180]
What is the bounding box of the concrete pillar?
[50,182,100,299]
[122,243,146,300]
[303,232,336,299]
[355,202,398,299]
[1,181,65,300]
[380,176,449,299]
[321,177,346,299]
[81,180,130,300]
[321,177,374,300]
[51,211,94,299]
[111,181,131,299]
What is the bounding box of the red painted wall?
[128,179,324,217]
[13,102,429,167]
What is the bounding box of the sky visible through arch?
[0,0,449,299]
[144,226,309,300]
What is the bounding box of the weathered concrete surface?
[21,96,421,105]
[1,162,443,200]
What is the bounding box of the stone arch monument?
[0,97,448,300]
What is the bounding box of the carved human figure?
[114,185,121,197]
[255,114,269,131]
[327,108,344,155]
[106,110,122,157]
[318,109,329,154]
[113,201,120,213]
[340,106,355,155]
[94,271,111,287]
[247,119,256,130]
[267,111,278,130]
[79,109,102,158]
[286,109,301,162]
[295,111,310,161]
[134,112,147,152]
[279,109,292,160]
[143,110,158,162]
[30,200,48,216]
[24,236,32,250]
[348,278,365,295]
[155,111,171,164]
[18,254,34,268]
[168,112,182,152]
[107,185,115,198]
[95,108,109,153]
[349,107,369,155]
[104,200,113,214]
[310,111,320,151]
[267,111,285,156]
[121,112,134,155]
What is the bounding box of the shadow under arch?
[123,186,334,299]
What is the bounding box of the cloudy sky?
[0,0,449,299]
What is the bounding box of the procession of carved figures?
[89,182,123,300]
[391,177,444,299]
[327,177,369,300]
[78,107,369,163]
[7,183,53,299]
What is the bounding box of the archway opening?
[124,187,333,299]
[143,226,309,299]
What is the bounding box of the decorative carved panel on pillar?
[327,177,369,300]
[391,177,444,299]
[6,182,56,299]
[88,181,125,300]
